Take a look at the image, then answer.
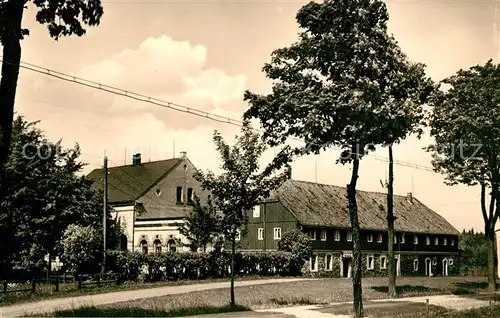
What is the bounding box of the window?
[257,228,264,240]
[413,259,419,271]
[325,254,333,271]
[347,231,353,242]
[367,233,373,243]
[426,236,430,245]
[334,230,340,241]
[451,238,455,246]
[394,235,397,244]
[444,237,447,246]
[380,256,387,269]
[377,233,383,243]
[414,235,418,245]
[309,229,316,240]
[401,234,405,244]
[367,254,374,270]
[235,229,241,241]
[141,240,148,254]
[435,237,439,245]
[187,188,193,203]
[432,258,437,266]
[167,239,177,252]
[176,186,183,202]
[321,229,327,241]
[449,258,454,266]
[153,239,162,254]
[253,205,260,218]
[310,255,318,271]
[274,227,282,240]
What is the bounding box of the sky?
[12,0,500,233]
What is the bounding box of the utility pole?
[101,156,108,276]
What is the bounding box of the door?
[343,258,352,278]
[425,258,432,277]
[396,255,401,276]
[442,259,448,276]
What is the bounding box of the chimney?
[133,153,141,166]
[287,166,292,179]
[180,151,187,159]
[407,192,413,203]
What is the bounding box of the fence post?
[97,274,101,287]
[116,273,120,286]
[490,300,493,318]
[31,278,36,294]
[55,275,59,292]
[77,275,82,289]
[63,273,66,284]
[426,298,429,317]
[3,281,7,293]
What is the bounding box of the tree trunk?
[230,234,236,306]
[487,226,497,292]
[347,152,363,318]
[387,145,396,298]
[0,0,25,277]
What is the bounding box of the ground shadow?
[269,297,326,306]
[371,285,439,294]
[49,305,250,317]
[453,281,489,290]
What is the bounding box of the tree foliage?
[194,120,290,305]
[0,115,114,275]
[0,2,104,259]
[178,195,220,252]
[459,229,488,273]
[277,229,313,275]
[427,60,500,291]
[61,224,102,274]
[243,0,434,314]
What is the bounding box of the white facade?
[134,219,190,253]
[111,205,136,252]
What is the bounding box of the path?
[0,278,313,317]
[255,292,500,317]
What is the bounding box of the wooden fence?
[0,273,120,296]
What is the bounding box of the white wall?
[111,205,135,251]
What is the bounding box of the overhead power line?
[3,58,437,173]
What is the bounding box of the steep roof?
[275,179,459,235]
[87,158,182,204]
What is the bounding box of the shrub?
[104,249,296,282]
[277,229,313,275]
[61,225,102,274]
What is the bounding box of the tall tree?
[194,121,290,306]
[177,195,220,252]
[243,0,433,314]
[427,60,500,292]
[0,115,113,276]
[0,0,104,242]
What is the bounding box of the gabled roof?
[274,179,460,236]
[86,158,183,204]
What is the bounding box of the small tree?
[178,195,220,252]
[61,224,102,275]
[427,60,500,291]
[277,229,312,275]
[243,1,430,315]
[194,120,290,306]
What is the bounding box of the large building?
[87,152,208,254]
[238,179,461,278]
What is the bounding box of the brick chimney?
[133,153,141,166]
[407,192,413,203]
[180,151,187,159]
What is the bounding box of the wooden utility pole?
[101,156,108,276]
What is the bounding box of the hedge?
[106,250,300,282]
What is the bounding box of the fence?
[0,273,120,296]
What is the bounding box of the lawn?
[40,276,490,317]
[0,275,291,306]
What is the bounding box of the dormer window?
[377,233,383,243]
[187,188,193,203]
[367,233,373,243]
[155,189,162,197]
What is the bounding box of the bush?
[105,249,296,282]
[61,225,102,274]
[277,229,313,275]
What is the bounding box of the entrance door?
[342,258,352,278]
[395,255,401,277]
[425,258,432,277]
[442,259,448,276]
